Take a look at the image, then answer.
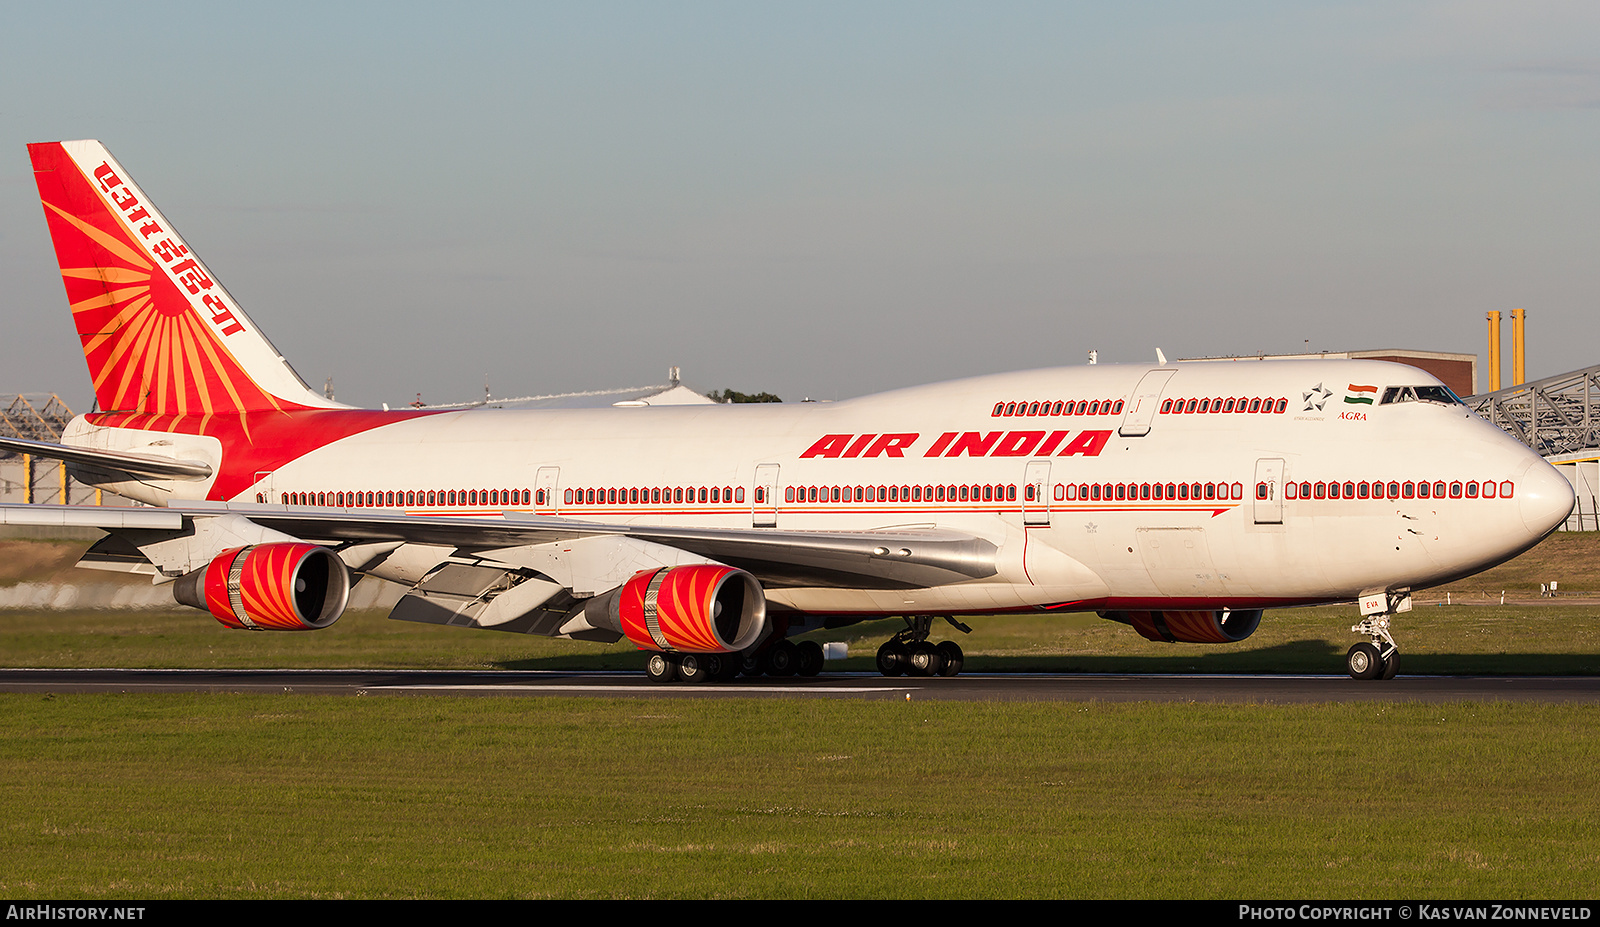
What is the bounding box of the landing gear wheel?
[876,641,907,677]
[764,640,798,677]
[1379,648,1400,680]
[795,640,824,677]
[936,641,964,677]
[645,652,679,684]
[739,652,764,677]
[1346,642,1383,680]
[906,640,942,677]
[677,653,709,684]
[705,653,740,682]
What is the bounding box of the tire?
[740,652,765,677]
[764,640,798,677]
[907,641,941,677]
[876,641,906,677]
[1379,648,1400,680]
[936,640,964,677]
[703,653,738,682]
[645,651,678,684]
[795,640,824,677]
[1346,642,1382,680]
[677,653,709,684]
[718,654,746,681]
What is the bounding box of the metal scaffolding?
[0,393,75,442]
[1466,364,1600,459]
[1,394,81,506]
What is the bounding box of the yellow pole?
[1486,311,1502,392]
[22,453,31,504]
[1511,308,1526,386]
[59,460,67,504]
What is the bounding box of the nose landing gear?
[1347,592,1407,680]
[876,616,971,677]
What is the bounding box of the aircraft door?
[753,464,780,527]
[1118,369,1178,437]
[1253,458,1284,525]
[1023,459,1051,526]
[535,467,560,514]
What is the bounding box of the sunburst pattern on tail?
[29,140,341,416]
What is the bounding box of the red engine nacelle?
[1101,608,1262,643]
[173,543,351,630]
[613,565,766,653]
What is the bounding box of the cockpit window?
[1413,385,1461,405]
[1379,385,1463,406]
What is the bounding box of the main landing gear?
[643,640,825,684]
[1346,592,1407,681]
[876,616,971,678]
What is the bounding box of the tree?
[708,389,782,404]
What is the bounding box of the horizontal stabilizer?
[0,435,212,480]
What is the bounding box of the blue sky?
[3,2,1598,409]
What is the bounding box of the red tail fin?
[28,140,340,415]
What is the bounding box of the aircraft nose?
[1516,457,1575,538]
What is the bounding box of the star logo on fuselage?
[1302,383,1333,411]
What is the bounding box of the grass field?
[1,695,1596,899]
[3,534,1598,898]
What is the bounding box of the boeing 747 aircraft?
[0,140,1574,681]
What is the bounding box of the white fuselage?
[67,359,1573,617]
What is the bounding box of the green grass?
[1,695,1594,898]
[4,603,1598,675]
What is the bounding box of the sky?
[3,2,1598,411]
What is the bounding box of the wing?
[0,501,997,592]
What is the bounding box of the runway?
[2,668,1598,702]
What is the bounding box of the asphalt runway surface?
[2,668,1598,702]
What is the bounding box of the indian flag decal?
[1345,384,1377,405]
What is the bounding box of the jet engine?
[603,565,767,653]
[1101,608,1262,644]
[173,543,351,630]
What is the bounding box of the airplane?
[0,140,1575,682]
